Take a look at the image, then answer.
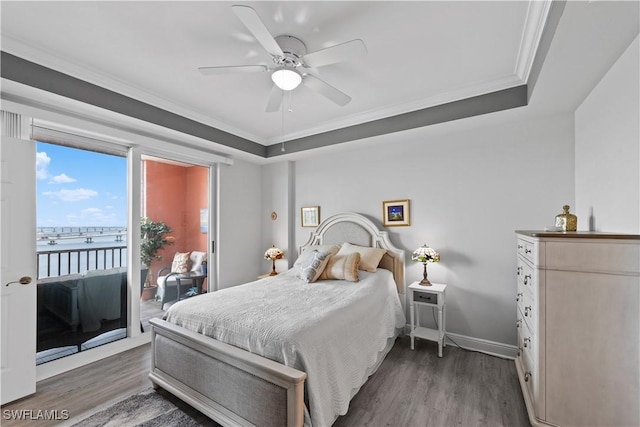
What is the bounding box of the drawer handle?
[525,248,532,254]
[524,372,532,382]
[524,274,531,285]
[524,306,532,317]
[516,266,522,276]
[517,244,523,250]
[516,292,523,302]
[516,319,522,328]
[523,337,531,348]
[518,346,523,357]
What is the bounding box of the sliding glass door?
[139,155,210,331]
[35,142,128,364]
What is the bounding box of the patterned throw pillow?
[298,250,331,283]
[319,252,360,282]
[171,252,191,273]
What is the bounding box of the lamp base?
[420,263,432,286]
[270,260,278,276]
[269,271,278,276]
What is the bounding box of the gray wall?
[218,158,263,288]
[262,112,575,349]
[575,35,640,233]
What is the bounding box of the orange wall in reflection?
[144,160,208,287]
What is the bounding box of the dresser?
[515,231,639,427]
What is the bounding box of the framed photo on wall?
[382,199,410,226]
[301,206,320,227]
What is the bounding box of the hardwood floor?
[2,337,530,427]
[334,338,530,427]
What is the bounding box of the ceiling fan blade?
[303,39,367,68]
[303,74,351,106]
[198,65,268,75]
[232,5,284,58]
[266,85,282,112]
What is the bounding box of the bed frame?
[149,212,405,427]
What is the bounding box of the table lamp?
[411,244,440,286]
[264,246,284,276]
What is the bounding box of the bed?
[149,212,406,426]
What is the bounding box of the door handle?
[5,276,32,287]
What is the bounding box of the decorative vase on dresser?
[515,231,639,427]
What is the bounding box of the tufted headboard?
[299,212,405,294]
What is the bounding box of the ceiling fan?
[198,5,367,112]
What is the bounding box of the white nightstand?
[409,281,447,357]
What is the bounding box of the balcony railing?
[37,245,127,279]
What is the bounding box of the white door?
[0,135,37,404]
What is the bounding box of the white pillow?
[297,250,332,283]
[336,242,386,272]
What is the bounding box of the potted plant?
[140,217,173,300]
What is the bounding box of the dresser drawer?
[517,284,535,334]
[518,321,536,400]
[517,238,535,264]
[413,290,438,305]
[517,258,535,295]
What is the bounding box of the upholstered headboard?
[299,212,405,294]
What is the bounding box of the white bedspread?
[164,268,406,427]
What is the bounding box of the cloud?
[50,173,76,184]
[66,207,118,225]
[42,188,98,202]
[36,152,51,180]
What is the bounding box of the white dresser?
[515,231,639,427]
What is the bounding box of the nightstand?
[409,282,447,357]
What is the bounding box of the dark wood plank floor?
[2,336,529,427]
[334,337,530,427]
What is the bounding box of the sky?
[36,142,127,228]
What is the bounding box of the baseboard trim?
[445,332,518,359]
[403,324,517,359]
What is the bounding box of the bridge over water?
[37,226,127,245]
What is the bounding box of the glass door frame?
[131,147,217,335]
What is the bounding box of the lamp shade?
[264,246,284,261]
[411,244,440,264]
[271,67,302,91]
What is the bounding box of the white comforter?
[164,268,406,426]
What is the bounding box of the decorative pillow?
[336,242,386,272]
[171,252,191,273]
[319,252,360,282]
[293,244,341,268]
[298,250,331,283]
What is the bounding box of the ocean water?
[37,236,128,278]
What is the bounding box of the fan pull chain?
[281,90,286,152]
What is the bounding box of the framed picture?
[301,206,320,227]
[382,199,410,226]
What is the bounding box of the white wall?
[575,36,640,233]
[261,162,293,274]
[218,158,263,288]
[268,112,575,348]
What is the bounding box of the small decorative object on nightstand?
[409,281,447,357]
[411,244,440,286]
[264,245,284,276]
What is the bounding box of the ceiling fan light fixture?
[272,67,302,91]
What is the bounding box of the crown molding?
[0,34,267,145]
[515,0,554,82]
[2,31,528,148]
[267,74,525,145]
